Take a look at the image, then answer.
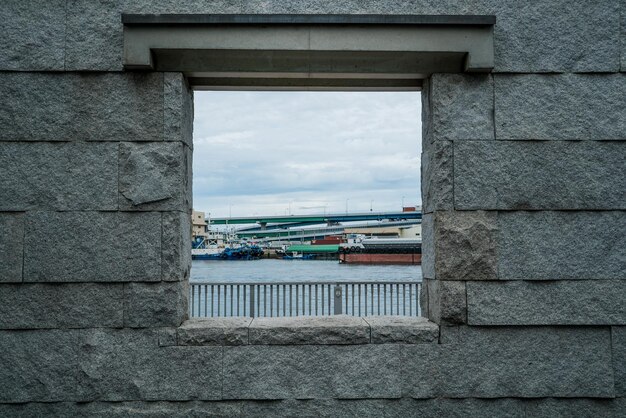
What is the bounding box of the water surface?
[191,259,422,283]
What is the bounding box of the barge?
[339,238,421,265]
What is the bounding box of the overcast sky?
[193,91,422,218]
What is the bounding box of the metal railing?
[189,281,421,318]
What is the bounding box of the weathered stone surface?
[0,73,71,141]
[158,328,178,347]
[63,0,619,72]
[78,329,222,401]
[178,318,252,346]
[0,401,244,418]
[468,280,626,325]
[422,211,498,281]
[402,326,614,398]
[243,398,535,418]
[0,213,23,282]
[69,72,163,141]
[455,141,626,210]
[613,326,626,396]
[24,212,161,282]
[488,0,620,73]
[65,0,123,71]
[0,72,163,142]
[223,344,400,399]
[421,139,453,213]
[0,283,124,329]
[124,281,188,327]
[249,315,370,345]
[524,397,626,418]
[119,142,189,210]
[2,398,624,418]
[0,330,79,402]
[498,211,626,280]
[495,74,626,140]
[622,6,626,72]
[426,74,494,141]
[364,316,438,344]
[164,73,194,148]
[424,279,467,325]
[0,142,118,211]
[0,1,66,70]
[421,214,435,279]
[161,211,191,281]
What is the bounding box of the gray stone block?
[0,330,79,402]
[524,397,626,418]
[164,73,194,148]
[63,1,619,73]
[223,344,401,399]
[422,211,498,281]
[497,211,626,280]
[468,280,626,325]
[78,328,222,401]
[426,74,494,141]
[0,72,164,142]
[0,1,66,70]
[613,326,626,396]
[0,73,71,141]
[0,142,118,211]
[69,72,164,141]
[241,399,438,418]
[0,213,23,282]
[65,0,124,71]
[161,211,191,281]
[158,328,178,347]
[424,279,467,325]
[242,398,604,418]
[249,315,370,345]
[495,74,626,140]
[421,214,435,279]
[124,281,188,328]
[488,0,620,73]
[24,211,161,282]
[454,141,626,210]
[622,6,626,72]
[0,283,124,329]
[364,316,438,344]
[119,142,189,210]
[177,318,252,346]
[421,139,453,213]
[0,401,244,418]
[402,326,614,398]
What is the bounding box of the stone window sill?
[162,315,438,346]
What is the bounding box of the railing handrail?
[190,280,422,286]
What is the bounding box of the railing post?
[334,285,343,315]
[249,285,255,318]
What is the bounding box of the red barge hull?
[339,253,422,265]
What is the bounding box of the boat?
[283,251,316,260]
[191,237,224,260]
[191,236,264,260]
[339,237,421,265]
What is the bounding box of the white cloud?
[193,91,422,217]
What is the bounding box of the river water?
[190,260,423,317]
[191,259,422,283]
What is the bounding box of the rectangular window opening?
[189,90,423,319]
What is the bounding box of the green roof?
[287,244,339,253]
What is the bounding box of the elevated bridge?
[209,211,422,229]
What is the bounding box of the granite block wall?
[0,0,624,416]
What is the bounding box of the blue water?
[190,259,422,283]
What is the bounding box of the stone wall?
[0,1,624,416]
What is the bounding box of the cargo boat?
[339,238,421,265]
